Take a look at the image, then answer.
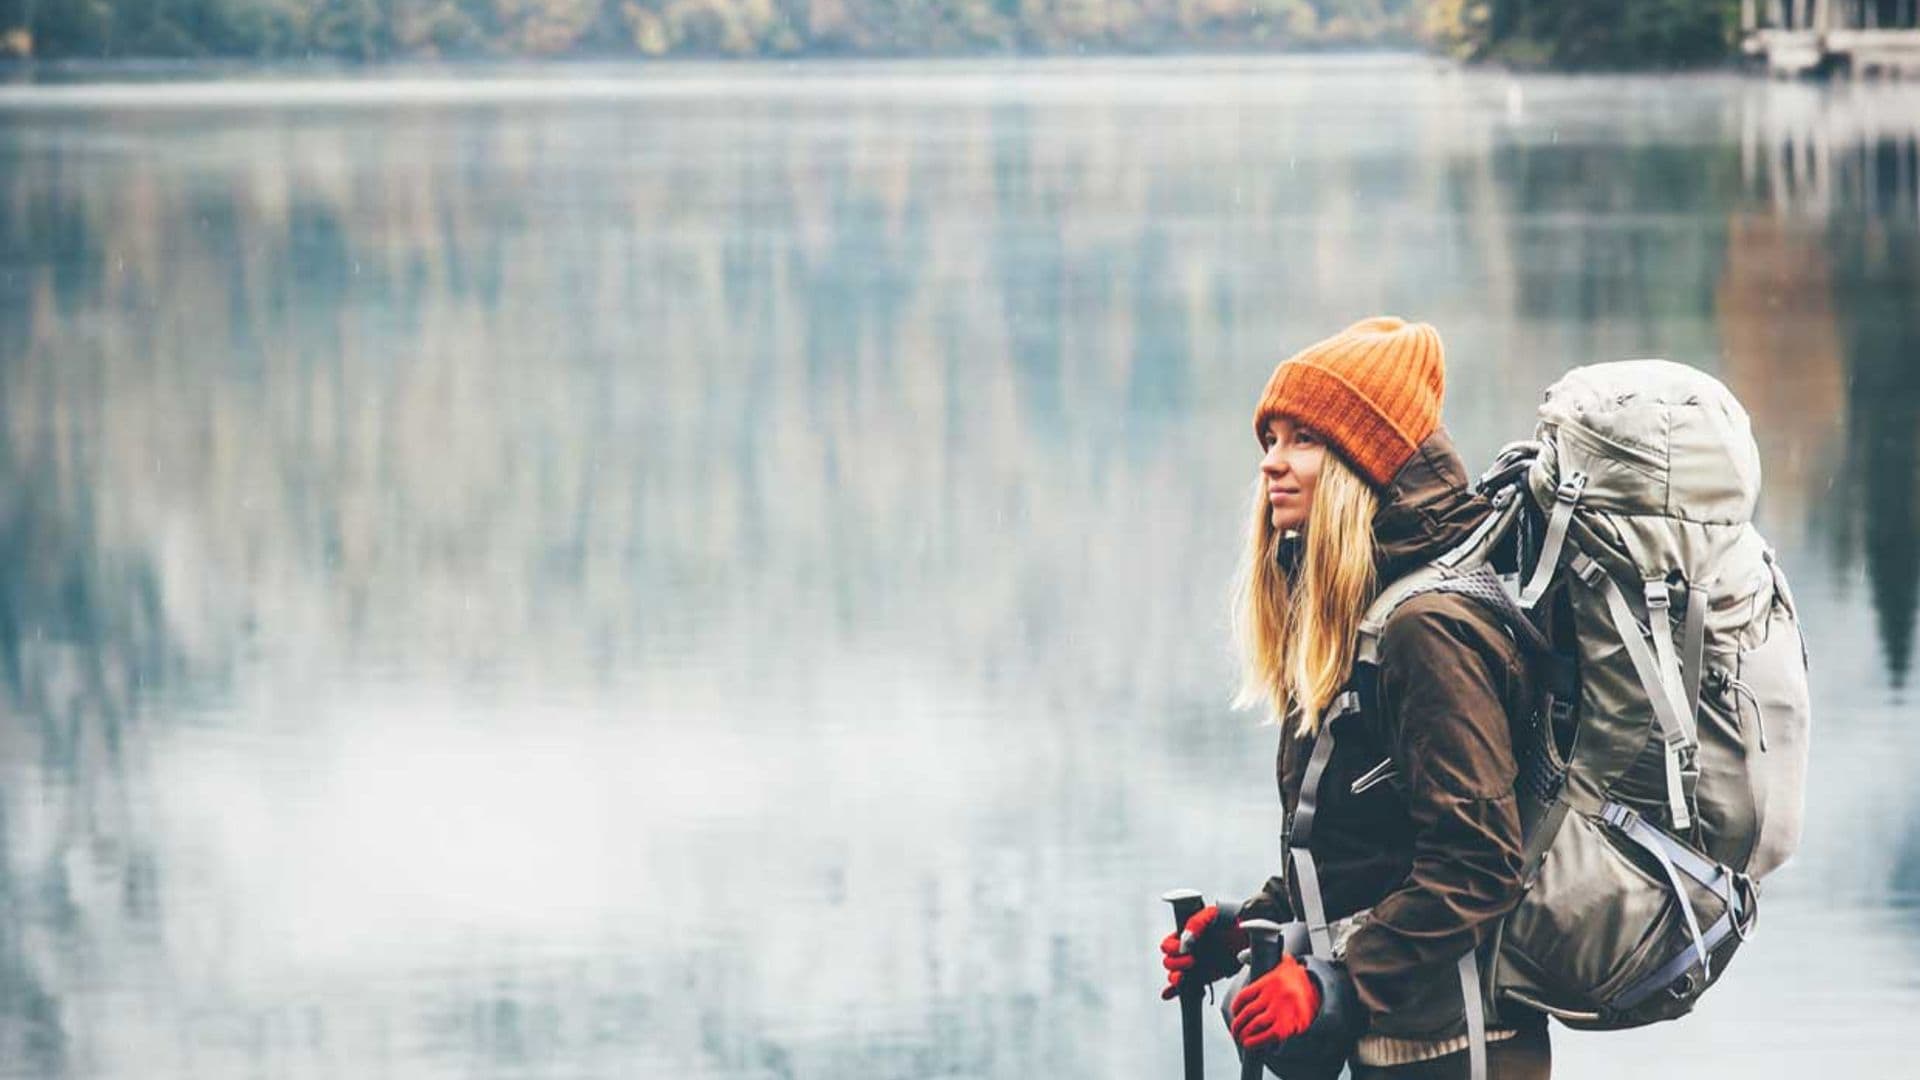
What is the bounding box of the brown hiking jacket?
[1239,427,1536,1041]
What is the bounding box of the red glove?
[1229,953,1322,1050]
[1159,904,1248,1000]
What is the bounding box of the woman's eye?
[1295,431,1319,446]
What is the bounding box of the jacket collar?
[1370,427,1490,585]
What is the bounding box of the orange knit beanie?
[1252,316,1446,488]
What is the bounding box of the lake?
[0,55,1915,1079]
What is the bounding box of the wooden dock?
[1744,0,1920,76]
[1739,78,1920,218]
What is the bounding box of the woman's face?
[1260,416,1325,533]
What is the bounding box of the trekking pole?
[1237,919,1286,1080]
[1161,888,1207,1080]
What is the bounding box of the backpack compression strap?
[1518,472,1586,609]
[1682,583,1708,720]
[1572,554,1698,832]
[1604,808,1757,1010]
[1600,803,1716,988]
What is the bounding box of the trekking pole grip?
[1161,889,1207,1080]
[1237,919,1286,1080]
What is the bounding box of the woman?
[1159,317,1547,1079]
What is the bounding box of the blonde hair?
[1232,450,1380,736]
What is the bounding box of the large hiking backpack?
[1341,360,1811,1064]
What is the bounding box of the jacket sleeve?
[1238,874,1294,925]
[1337,597,1527,1038]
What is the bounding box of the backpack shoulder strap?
[1356,495,1533,668]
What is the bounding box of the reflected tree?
[1829,203,1920,688]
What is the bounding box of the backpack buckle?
[1547,695,1575,732]
[1570,554,1606,588]
[1554,473,1588,505]
[1600,802,1640,832]
[1643,580,1670,611]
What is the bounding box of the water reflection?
[1736,78,1920,684]
[1743,80,1920,221]
[0,61,1916,1078]
[1830,208,1920,691]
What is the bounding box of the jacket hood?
[1370,427,1490,584]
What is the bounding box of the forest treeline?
[1,0,1424,59]
[0,0,1744,67]
[1428,0,1742,69]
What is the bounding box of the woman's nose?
[1262,445,1288,477]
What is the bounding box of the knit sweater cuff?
[1354,1027,1519,1068]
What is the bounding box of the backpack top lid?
[1530,359,1762,526]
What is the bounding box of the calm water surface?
[0,56,1916,1079]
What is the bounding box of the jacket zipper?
[1350,756,1398,795]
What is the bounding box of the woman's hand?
[1228,953,1323,1050]
[1159,903,1248,1000]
